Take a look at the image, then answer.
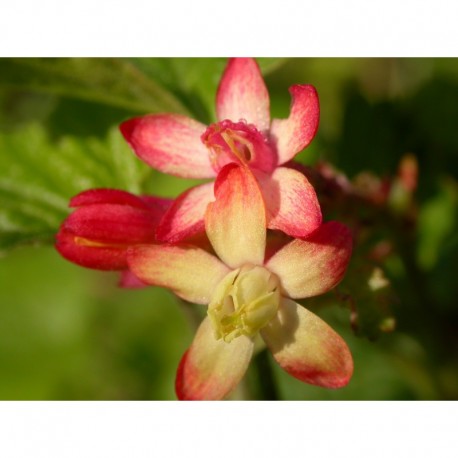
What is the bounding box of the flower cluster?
[56,58,354,400]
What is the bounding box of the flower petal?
[176,317,254,400]
[55,227,128,270]
[205,164,266,269]
[64,204,159,244]
[266,221,352,299]
[56,189,173,271]
[216,58,270,132]
[261,298,353,388]
[254,166,322,238]
[139,195,174,214]
[156,182,214,243]
[270,85,320,165]
[127,244,230,305]
[120,114,215,179]
[70,188,149,209]
[56,189,172,271]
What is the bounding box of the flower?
[127,164,353,400]
[56,188,172,274]
[120,58,322,244]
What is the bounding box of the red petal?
[120,115,215,179]
[70,188,149,209]
[254,166,322,238]
[270,85,320,164]
[56,190,171,271]
[55,227,128,270]
[156,182,214,243]
[64,204,159,245]
[266,221,353,299]
[216,58,270,132]
[261,298,353,388]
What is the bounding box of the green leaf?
[129,58,224,123]
[129,58,289,123]
[0,122,150,253]
[0,58,190,115]
[257,57,289,74]
[417,178,458,270]
[0,58,290,254]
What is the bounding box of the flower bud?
[56,189,171,270]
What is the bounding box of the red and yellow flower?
[120,58,322,243]
[55,58,355,400]
[127,164,353,400]
[55,188,172,287]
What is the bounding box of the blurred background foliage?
[0,58,457,400]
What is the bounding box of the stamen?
[208,265,281,343]
[74,236,126,249]
[201,120,276,173]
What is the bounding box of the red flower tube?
[56,188,172,271]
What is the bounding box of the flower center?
[208,265,281,343]
[201,119,276,174]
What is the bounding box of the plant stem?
[248,348,280,400]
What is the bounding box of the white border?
[1,0,457,56]
[1,1,457,455]
[0,402,457,457]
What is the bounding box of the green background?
[0,58,457,400]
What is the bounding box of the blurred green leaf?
[129,58,288,123]
[129,58,224,123]
[0,58,190,115]
[0,246,192,400]
[0,58,290,254]
[417,177,458,270]
[257,57,289,75]
[0,90,58,130]
[0,123,150,253]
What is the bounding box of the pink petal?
[55,227,128,271]
[266,221,352,299]
[156,182,214,243]
[120,114,215,179]
[56,203,163,271]
[70,188,149,209]
[270,85,320,165]
[70,189,173,223]
[127,244,230,305]
[64,204,159,244]
[57,190,172,272]
[205,164,266,269]
[261,298,353,388]
[176,317,254,400]
[254,166,322,238]
[216,58,270,132]
[140,195,174,214]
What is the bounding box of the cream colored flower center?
[208,265,281,343]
